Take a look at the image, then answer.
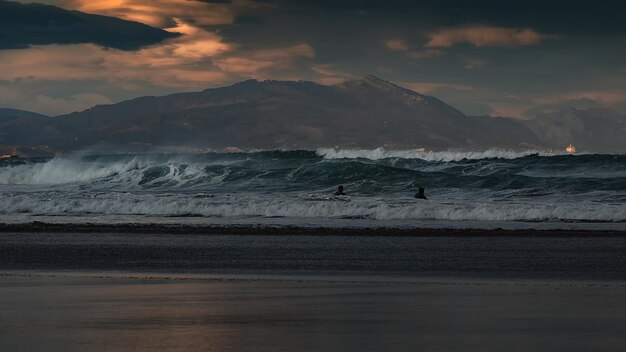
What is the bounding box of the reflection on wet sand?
[2,274,626,352]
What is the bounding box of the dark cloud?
[0,0,179,50]
[234,15,264,25]
[208,0,626,115]
[266,0,626,34]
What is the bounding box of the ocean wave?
[0,149,624,226]
[1,193,625,223]
[0,156,235,186]
[2,151,626,194]
[0,157,147,185]
[316,147,556,161]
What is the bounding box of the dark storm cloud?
[234,15,264,25]
[0,0,179,50]
[209,0,626,116]
[267,0,626,34]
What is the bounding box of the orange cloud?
[385,39,442,60]
[0,45,112,81]
[426,25,554,48]
[312,64,356,85]
[385,39,408,52]
[213,57,275,74]
[214,43,315,74]
[0,20,235,88]
[159,20,234,60]
[65,0,236,27]
[0,40,231,114]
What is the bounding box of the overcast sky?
[1,0,625,117]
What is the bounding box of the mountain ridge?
[1,76,625,154]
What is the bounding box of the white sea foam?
[1,193,624,223]
[0,157,146,185]
[0,157,227,186]
[316,147,556,161]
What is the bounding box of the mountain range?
[1,75,625,155]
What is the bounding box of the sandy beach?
[2,272,626,352]
[3,231,626,280]
[3,231,626,351]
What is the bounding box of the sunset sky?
[1,0,625,117]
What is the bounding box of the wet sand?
[2,221,626,236]
[2,273,626,352]
[3,232,626,351]
[3,232,626,280]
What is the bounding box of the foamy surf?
[1,150,625,226]
[1,193,625,222]
[316,147,560,161]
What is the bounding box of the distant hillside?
[15,75,542,151]
[0,108,56,146]
[0,108,48,120]
[522,108,626,151]
[0,109,55,156]
[2,76,626,153]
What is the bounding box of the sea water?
[1,148,625,228]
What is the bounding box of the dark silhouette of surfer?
[415,187,428,200]
[335,185,345,196]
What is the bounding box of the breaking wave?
[2,193,625,223]
[316,147,557,161]
[1,149,625,225]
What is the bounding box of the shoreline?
[1,221,626,236]
[3,270,626,287]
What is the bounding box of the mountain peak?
[363,74,387,83]
[356,74,396,88]
[336,74,415,93]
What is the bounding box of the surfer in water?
[335,185,346,196]
[415,187,428,200]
